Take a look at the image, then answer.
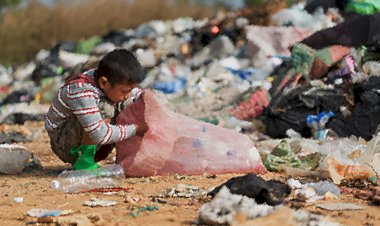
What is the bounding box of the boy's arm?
[63,84,136,145]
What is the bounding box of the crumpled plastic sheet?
[0,144,41,174]
[198,187,277,225]
[231,88,269,120]
[83,198,118,207]
[246,25,313,67]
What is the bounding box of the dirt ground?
[0,122,379,226]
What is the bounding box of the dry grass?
[240,0,288,26]
[0,0,215,66]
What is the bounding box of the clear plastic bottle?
[51,164,125,193]
[306,181,340,196]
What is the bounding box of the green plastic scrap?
[264,140,302,172]
[314,48,334,65]
[129,206,159,217]
[290,44,316,75]
[56,66,64,75]
[345,0,380,15]
[290,43,338,76]
[264,140,322,172]
[369,176,378,185]
[75,36,102,54]
[299,152,321,171]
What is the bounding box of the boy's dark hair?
[95,48,144,86]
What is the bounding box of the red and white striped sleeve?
[63,83,136,145]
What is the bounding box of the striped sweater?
[45,70,136,145]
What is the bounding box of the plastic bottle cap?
[51,180,60,190]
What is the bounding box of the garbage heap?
[0,2,379,186]
[0,4,339,128]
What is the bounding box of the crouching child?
[45,49,148,170]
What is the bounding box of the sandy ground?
[0,122,379,226]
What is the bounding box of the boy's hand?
[135,122,148,137]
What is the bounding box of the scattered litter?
[199,187,278,225]
[79,187,132,193]
[1,113,46,125]
[205,174,217,179]
[14,197,24,203]
[129,206,159,217]
[288,179,340,203]
[174,174,191,180]
[306,181,341,196]
[0,144,42,174]
[159,184,207,198]
[124,195,140,205]
[0,131,31,144]
[83,198,118,207]
[263,140,303,172]
[57,202,69,208]
[151,197,168,204]
[56,215,93,226]
[210,173,291,206]
[102,192,117,195]
[51,164,125,193]
[341,185,380,205]
[327,157,376,185]
[236,206,340,226]
[200,187,339,225]
[27,208,73,218]
[316,203,366,211]
[60,210,75,215]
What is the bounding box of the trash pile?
[1,0,379,191]
[0,2,377,135]
[1,1,380,225]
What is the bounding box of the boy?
[45,48,148,170]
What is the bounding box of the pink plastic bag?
[116,90,266,176]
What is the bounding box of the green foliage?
[244,0,266,7]
[0,0,21,8]
[0,0,214,66]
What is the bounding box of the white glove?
[131,87,144,102]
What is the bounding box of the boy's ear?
[98,76,110,90]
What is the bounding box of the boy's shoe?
[70,145,100,170]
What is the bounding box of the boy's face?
[98,77,137,103]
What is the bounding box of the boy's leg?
[48,117,83,164]
[48,97,118,165]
